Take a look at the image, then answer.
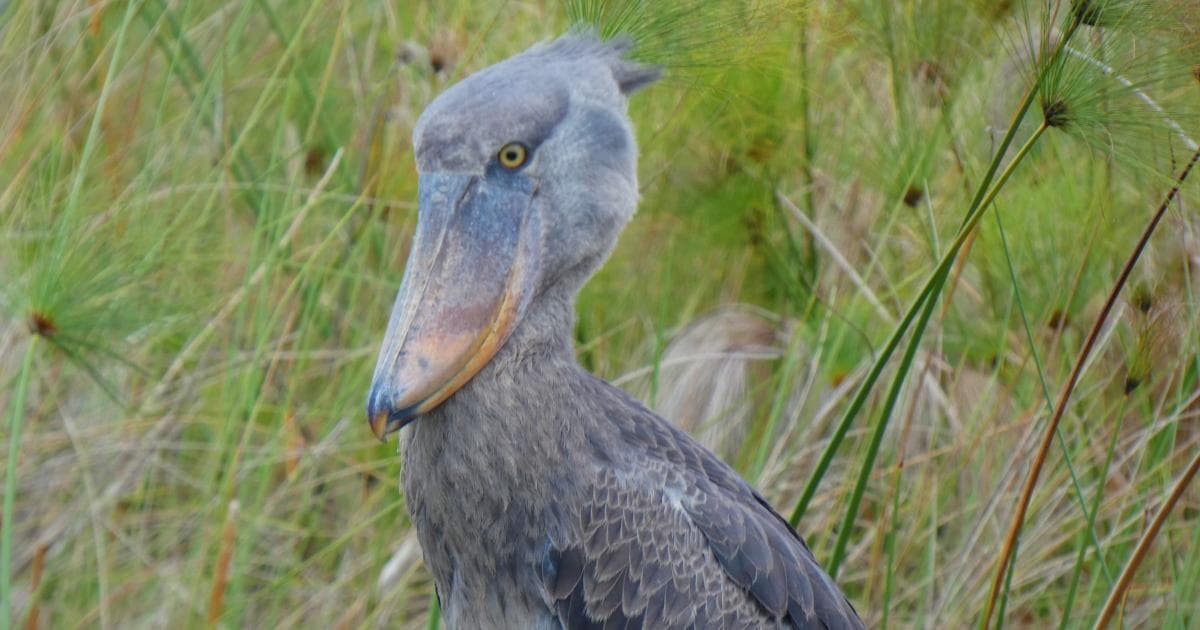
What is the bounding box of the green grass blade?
[787,11,1085,525]
[1,336,38,629]
[791,120,1050,527]
[828,266,942,576]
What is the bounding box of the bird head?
[367,33,661,439]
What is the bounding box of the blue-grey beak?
[367,172,541,440]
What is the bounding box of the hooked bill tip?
[368,407,419,442]
[369,410,391,442]
[367,386,420,441]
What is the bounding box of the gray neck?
[400,281,594,618]
[503,280,579,371]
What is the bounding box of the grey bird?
[366,33,864,630]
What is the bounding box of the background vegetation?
[2,0,1198,627]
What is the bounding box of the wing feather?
[540,385,864,629]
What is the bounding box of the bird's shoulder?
[539,462,770,628]
[539,375,863,629]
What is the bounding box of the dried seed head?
[1042,99,1071,128]
[28,311,57,338]
[902,185,924,208]
[913,60,949,104]
[395,41,429,68]
[429,53,447,74]
[428,29,464,76]
[1132,285,1154,313]
[1072,0,1103,27]
[304,148,326,176]
[1123,297,1181,398]
[1048,309,1070,331]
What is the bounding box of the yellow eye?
[497,142,528,170]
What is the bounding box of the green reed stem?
[2,336,38,630]
[426,591,441,630]
[791,118,1050,527]
[788,10,1083,529]
[825,123,1048,575]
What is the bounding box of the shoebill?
[366,33,864,629]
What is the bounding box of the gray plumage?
[368,33,863,630]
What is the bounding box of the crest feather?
[563,0,795,77]
[534,30,664,96]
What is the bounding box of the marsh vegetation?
[2,1,1199,627]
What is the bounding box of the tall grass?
[2,1,1199,628]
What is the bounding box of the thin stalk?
[882,318,933,629]
[788,275,924,526]
[140,0,267,216]
[881,0,907,134]
[2,336,38,628]
[1093,448,1200,630]
[797,6,818,282]
[995,535,1020,630]
[791,121,1049,527]
[1060,397,1128,630]
[251,0,351,162]
[789,15,1082,524]
[750,330,807,483]
[207,500,240,627]
[880,432,905,630]
[921,475,938,629]
[65,0,140,217]
[996,208,1112,584]
[828,268,942,576]
[426,592,441,630]
[983,145,1200,629]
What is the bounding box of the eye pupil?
[499,142,527,169]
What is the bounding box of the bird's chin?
[366,172,542,441]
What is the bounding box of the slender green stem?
[881,459,903,630]
[2,336,38,629]
[140,0,267,216]
[881,0,907,135]
[1093,448,1200,630]
[828,268,942,576]
[1060,397,1127,630]
[66,0,141,217]
[790,121,1049,526]
[749,332,806,484]
[797,7,818,283]
[789,288,925,526]
[426,591,441,630]
[994,534,1020,630]
[251,0,348,163]
[985,143,1200,630]
[996,208,1112,584]
[786,15,1084,526]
